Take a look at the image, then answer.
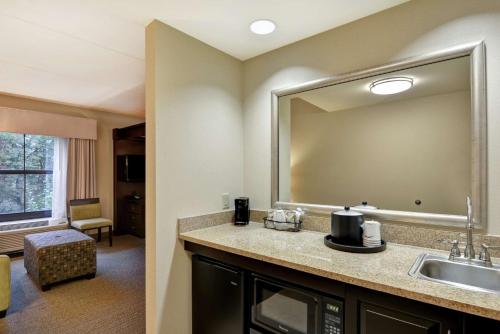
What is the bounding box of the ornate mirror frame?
[271,41,486,229]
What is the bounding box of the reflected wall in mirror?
[278,55,476,217]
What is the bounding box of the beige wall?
[0,93,144,221]
[144,1,500,332]
[242,0,500,234]
[145,20,243,334]
[288,91,471,215]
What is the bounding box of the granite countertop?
[179,222,500,321]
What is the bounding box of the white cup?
[273,209,287,223]
[362,220,381,239]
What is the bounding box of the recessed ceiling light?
[369,77,414,95]
[250,19,276,35]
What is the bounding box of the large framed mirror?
[272,41,486,228]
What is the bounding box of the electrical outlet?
[222,193,230,209]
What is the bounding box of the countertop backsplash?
[178,209,500,257]
[177,210,235,234]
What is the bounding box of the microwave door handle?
[277,324,289,333]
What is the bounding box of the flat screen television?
[117,155,145,182]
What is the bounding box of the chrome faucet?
[441,197,476,262]
[479,244,500,267]
[463,196,475,260]
[447,240,461,261]
[441,197,500,267]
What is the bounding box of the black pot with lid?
[331,206,364,246]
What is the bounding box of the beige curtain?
[67,138,97,200]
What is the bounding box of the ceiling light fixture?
[250,19,276,35]
[369,77,414,95]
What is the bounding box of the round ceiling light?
[250,19,276,35]
[369,77,414,95]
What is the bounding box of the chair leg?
[97,227,102,242]
[109,226,113,247]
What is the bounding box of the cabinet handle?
[211,263,239,275]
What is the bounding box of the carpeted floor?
[0,235,145,334]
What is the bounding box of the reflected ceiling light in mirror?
[369,77,413,95]
[250,19,276,35]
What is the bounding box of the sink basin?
[409,253,500,294]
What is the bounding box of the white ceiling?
[0,0,408,116]
[289,56,470,112]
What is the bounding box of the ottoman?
[24,229,96,291]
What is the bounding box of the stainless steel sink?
[409,253,500,294]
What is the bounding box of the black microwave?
[251,274,343,334]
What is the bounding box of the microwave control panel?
[322,298,343,334]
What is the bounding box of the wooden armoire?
[113,123,145,238]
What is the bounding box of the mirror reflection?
[278,56,471,215]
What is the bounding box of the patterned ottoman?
[24,229,96,291]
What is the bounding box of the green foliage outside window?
[0,132,54,220]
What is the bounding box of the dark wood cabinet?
[113,123,145,237]
[185,241,498,334]
[349,287,460,334]
[123,196,145,238]
[360,303,439,334]
[463,314,500,333]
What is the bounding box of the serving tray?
[324,235,386,253]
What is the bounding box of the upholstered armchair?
[0,255,11,318]
[69,198,113,247]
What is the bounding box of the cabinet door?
[250,329,265,334]
[463,314,500,333]
[192,256,244,334]
[124,211,145,238]
[360,302,439,334]
[348,287,460,334]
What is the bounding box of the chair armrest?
[0,255,11,311]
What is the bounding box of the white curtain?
[51,137,69,219]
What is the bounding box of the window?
[0,132,54,222]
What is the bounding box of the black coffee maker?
[235,197,250,225]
